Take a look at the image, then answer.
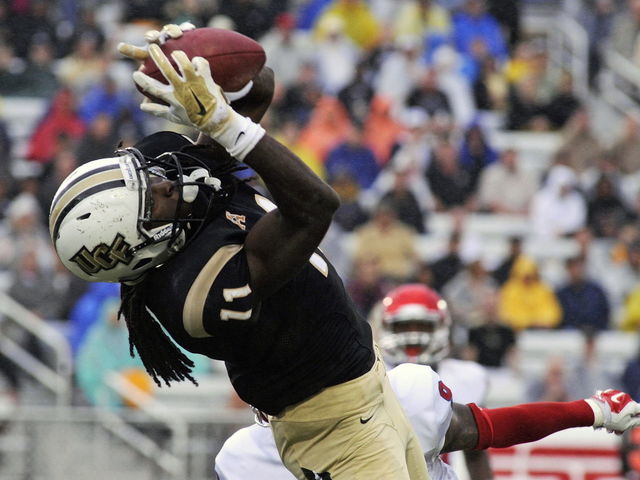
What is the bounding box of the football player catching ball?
[50,25,429,480]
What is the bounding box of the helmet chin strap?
[181,168,222,203]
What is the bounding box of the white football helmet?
[49,149,188,283]
[376,284,451,366]
[51,130,242,283]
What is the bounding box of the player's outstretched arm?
[133,46,340,298]
[239,135,340,297]
[441,389,640,453]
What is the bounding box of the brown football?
[138,27,266,99]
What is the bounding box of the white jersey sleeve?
[437,358,489,406]
[388,363,459,480]
[387,363,453,459]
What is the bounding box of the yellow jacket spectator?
[621,286,640,332]
[393,0,451,40]
[315,1,381,49]
[503,42,534,84]
[498,256,562,330]
[275,120,327,180]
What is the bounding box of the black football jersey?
[144,182,375,415]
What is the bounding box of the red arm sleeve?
[468,400,595,450]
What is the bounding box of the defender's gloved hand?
[585,389,640,434]
[117,22,196,61]
[132,44,264,161]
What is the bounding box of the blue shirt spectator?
[556,256,610,331]
[452,0,508,67]
[68,282,120,356]
[78,76,145,135]
[297,0,333,30]
[459,122,498,189]
[325,126,379,190]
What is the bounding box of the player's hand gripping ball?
[120,27,265,102]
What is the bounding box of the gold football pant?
[269,348,430,480]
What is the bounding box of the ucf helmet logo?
[70,233,133,276]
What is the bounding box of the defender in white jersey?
[216,363,455,479]
[215,362,640,480]
[375,284,491,479]
[215,286,640,480]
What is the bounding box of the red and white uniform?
[215,363,462,480]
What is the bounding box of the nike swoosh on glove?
[585,389,640,434]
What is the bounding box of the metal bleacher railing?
[0,402,252,480]
[105,372,254,479]
[602,48,640,118]
[0,291,72,406]
[525,9,590,100]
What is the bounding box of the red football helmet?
[378,284,451,366]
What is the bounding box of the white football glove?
[132,44,265,161]
[117,22,196,61]
[585,389,640,434]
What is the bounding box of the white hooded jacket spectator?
[432,45,476,127]
[530,164,587,238]
[313,15,359,95]
[375,34,426,109]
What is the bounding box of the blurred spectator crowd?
[0,0,640,412]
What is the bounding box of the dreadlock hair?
[118,143,246,388]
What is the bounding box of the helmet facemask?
[113,146,230,281]
[376,285,452,367]
[379,309,451,367]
